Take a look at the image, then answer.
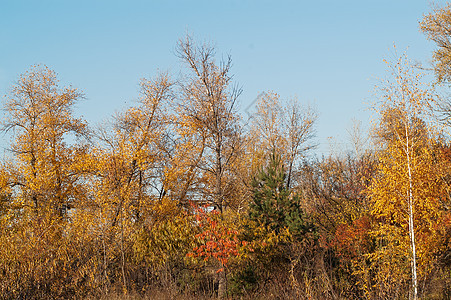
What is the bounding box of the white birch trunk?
[405,122,418,300]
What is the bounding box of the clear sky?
[0,0,446,156]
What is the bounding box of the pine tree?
[249,152,312,239]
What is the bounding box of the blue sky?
[0,0,446,156]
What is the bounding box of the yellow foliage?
[368,53,448,298]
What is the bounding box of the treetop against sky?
[0,0,446,155]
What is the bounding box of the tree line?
[0,4,451,299]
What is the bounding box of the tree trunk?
[217,267,227,299]
[405,124,418,300]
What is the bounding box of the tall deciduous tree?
[176,36,243,212]
[0,65,90,298]
[368,54,444,299]
[89,73,172,292]
[249,92,316,189]
[420,3,451,84]
[1,65,88,218]
[94,73,172,227]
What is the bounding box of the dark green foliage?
[228,264,258,295]
[249,152,314,239]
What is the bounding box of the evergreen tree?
[249,152,312,239]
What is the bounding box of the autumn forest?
[1,4,451,300]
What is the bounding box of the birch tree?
[368,54,443,299]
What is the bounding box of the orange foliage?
[188,205,248,271]
[331,216,373,261]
